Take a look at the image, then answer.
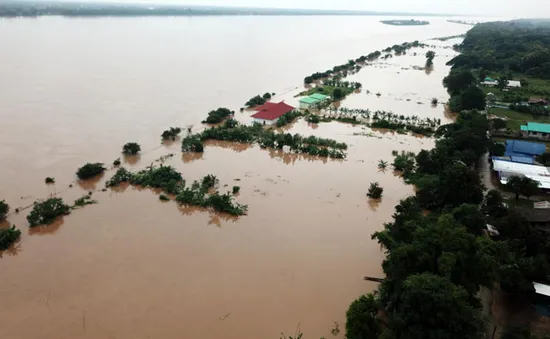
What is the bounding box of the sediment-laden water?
[0,15,492,339]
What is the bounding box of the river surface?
[0,15,492,339]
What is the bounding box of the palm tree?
[378,160,388,171]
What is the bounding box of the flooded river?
[0,15,488,339]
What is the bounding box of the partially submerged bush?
[73,194,97,208]
[45,177,55,184]
[393,151,416,174]
[201,174,219,190]
[161,127,182,141]
[232,186,240,194]
[0,200,9,220]
[76,163,106,180]
[181,134,204,153]
[131,165,184,193]
[203,107,233,124]
[106,167,133,187]
[245,95,266,107]
[27,198,71,227]
[113,158,121,167]
[367,182,384,199]
[122,142,141,155]
[206,192,248,215]
[159,194,170,201]
[0,225,21,250]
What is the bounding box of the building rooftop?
[299,97,318,104]
[492,159,550,189]
[508,80,522,88]
[505,139,546,157]
[521,122,550,134]
[250,101,294,120]
[309,93,329,100]
[535,282,550,297]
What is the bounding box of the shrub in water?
[122,142,141,155]
[45,177,55,184]
[0,226,21,250]
[76,163,106,180]
[27,198,71,227]
[367,182,384,199]
[0,200,9,220]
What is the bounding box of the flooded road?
[0,16,486,339]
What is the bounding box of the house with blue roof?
[505,140,546,158]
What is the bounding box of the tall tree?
[386,273,484,339]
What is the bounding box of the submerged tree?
[378,160,388,171]
[122,142,141,155]
[76,163,106,180]
[367,182,384,199]
[0,200,9,220]
[27,198,71,227]
[0,225,21,250]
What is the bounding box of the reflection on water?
[123,154,141,165]
[0,14,487,339]
[27,217,65,236]
[77,173,105,190]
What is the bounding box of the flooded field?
[0,16,489,339]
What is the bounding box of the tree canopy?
[0,200,9,220]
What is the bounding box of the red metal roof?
[251,102,295,120]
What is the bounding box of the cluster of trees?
[345,109,550,339]
[276,110,303,127]
[27,198,72,227]
[448,20,550,79]
[202,107,234,124]
[443,69,486,112]
[122,142,141,155]
[106,166,247,215]
[303,40,426,84]
[0,225,21,250]
[509,103,550,118]
[76,163,106,180]
[322,80,362,89]
[506,175,541,200]
[181,119,347,159]
[161,127,181,141]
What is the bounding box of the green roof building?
[309,93,330,101]
[521,122,550,140]
[299,93,330,109]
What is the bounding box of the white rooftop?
[508,80,522,88]
[493,159,550,189]
[534,282,550,297]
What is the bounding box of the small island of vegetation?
[381,19,429,26]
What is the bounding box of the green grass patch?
[489,107,550,131]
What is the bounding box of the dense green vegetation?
[448,20,550,79]
[76,163,106,180]
[106,166,247,216]
[161,127,182,141]
[0,200,9,220]
[182,119,347,159]
[27,198,72,227]
[443,70,486,112]
[202,107,234,124]
[122,142,141,155]
[73,194,98,208]
[276,111,303,127]
[45,177,55,184]
[245,95,266,107]
[367,182,383,199]
[345,106,550,338]
[303,40,425,84]
[0,225,21,250]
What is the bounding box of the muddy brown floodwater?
[0,15,496,339]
